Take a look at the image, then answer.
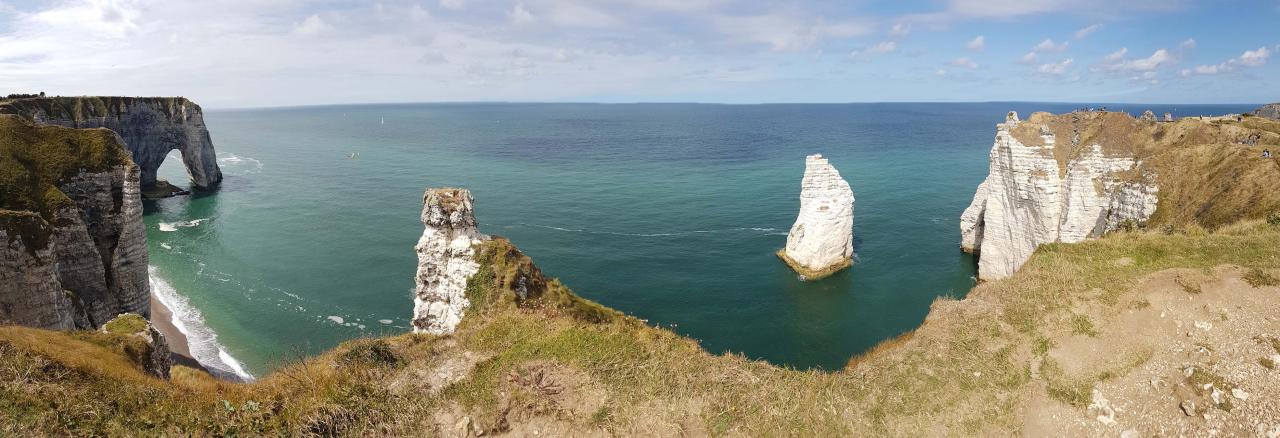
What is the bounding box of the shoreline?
[150,292,211,374]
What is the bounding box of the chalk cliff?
[412,188,487,334]
[0,115,151,329]
[961,111,1158,280]
[778,154,855,280]
[0,96,222,192]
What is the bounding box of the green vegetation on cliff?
[0,114,131,250]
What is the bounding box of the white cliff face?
[781,154,855,278]
[962,111,1158,280]
[412,188,488,334]
[0,163,151,329]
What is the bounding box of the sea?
[143,102,1257,378]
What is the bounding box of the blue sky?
[0,0,1276,107]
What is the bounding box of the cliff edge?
[962,110,1280,280]
[0,96,223,194]
[0,114,151,329]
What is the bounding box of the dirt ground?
[1023,265,1280,436]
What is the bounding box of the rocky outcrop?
[961,111,1158,280]
[100,313,172,379]
[778,154,854,280]
[0,96,223,191]
[1254,103,1280,121]
[412,188,488,334]
[0,115,150,330]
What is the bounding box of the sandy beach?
[149,292,208,373]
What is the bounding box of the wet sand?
[150,293,209,373]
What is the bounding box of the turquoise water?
[143,102,1256,377]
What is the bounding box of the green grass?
[102,314,148,335]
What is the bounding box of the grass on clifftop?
[5,218,1280,435]
[0,114,131,250]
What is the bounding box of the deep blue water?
[142,102,1256,377]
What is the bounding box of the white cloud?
[1074,24,1101,40]
[1036,58,1073,75]
[949,57,977,69]
[509,3,536,24]
[966,35,984,52]
[1020,51,1039,64]
[1102,47,1127,62]
[1101,48,1173,72]
[439,0,465,10]
[713,14,872,51]
[935,68,947,76]
[889,23,910,38]
[546,2,619,28]
[1184,46,1272,76]
[850,41,896,60]
[1180,38,1196,49]
[293,14,332,36]
[1034,38,1068,53]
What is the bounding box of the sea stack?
[778,154,854,280]
[961,111,1158,280]
[412,188,488,334]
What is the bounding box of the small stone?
[1120,430,1139,438]
[1232,388,1250,401]
[973,371,982,378]
[1181,400,1197,416]
[1185,367,1196,378]
[1211,387,1223,405]
[1194,320,1213,331]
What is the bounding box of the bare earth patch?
[1023,265,1280,436]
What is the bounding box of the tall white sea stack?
[412,188,487,334]
[778,154,855,280]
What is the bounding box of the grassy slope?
[2,114,1280,435]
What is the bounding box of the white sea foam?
[149,266,255,381]
[327,315,345,324]
[159,242,173,250]
[378,319,393,324]
[216,152,263,174]
[158,218,210,232]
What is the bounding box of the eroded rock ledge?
[779,154,855,280]
[961,111,1158,280]
[0,96,223,193]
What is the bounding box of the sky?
[0,0,1277,108]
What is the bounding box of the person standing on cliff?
[1264,149,1272,159]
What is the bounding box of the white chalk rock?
[961,111,1158,280]
[412,188,487,334]
[780,154,854,279]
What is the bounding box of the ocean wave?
[516,223,784,238]
[158,218,210,232]
[216,152,263,174]
[149,266,255,381]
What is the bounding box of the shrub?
[1267,211,1280,227]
